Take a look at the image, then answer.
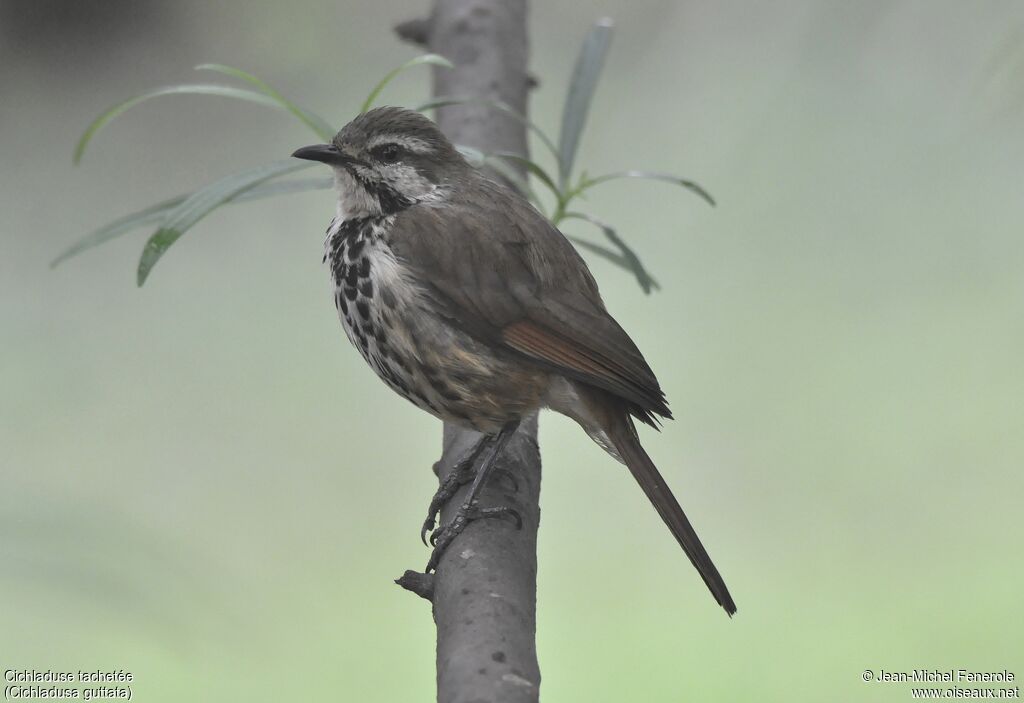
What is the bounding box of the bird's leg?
[426,420,522,572]
[420,431,521,544]
[420,434,494,545]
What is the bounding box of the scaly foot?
[425,502,522,572]
[419,438,519,545]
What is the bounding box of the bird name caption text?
[4,670,133,700]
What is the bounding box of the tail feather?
[607,412,738,616]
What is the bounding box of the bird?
[292,106,737,616]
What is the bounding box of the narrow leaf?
[416,95,560,162]
[236,176,334,199]
[491,152,561,200]
[481,157,540,207]
[51,197,183,268]
[557,19,614,187]
[454,146,538,206]
[136,160,309,286]
[361,54,454,114]
[583,170,716,207]
[566,236,630,267]
[245,176,334,196]
[75,85,281,164]
[52,176,331,268]
[195,63,335,140]
[563,211,660,294]
[455,144,487,166]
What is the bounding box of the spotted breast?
[324,214,550,434]
[325,215,429,407]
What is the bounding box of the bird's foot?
[421,453,478,546]
[425,502,522,572]
[420,440,518,545]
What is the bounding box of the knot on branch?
[394,17,432,47]
[396,569,435,601]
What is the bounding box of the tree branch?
[393,2,540,702]
[394,17,431,47]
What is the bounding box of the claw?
[417,435,497,543]
[418,420,522,573]
[425,502,523,572]
[421,469,518,546]
[478,505,522,530]
[420,518,435,547]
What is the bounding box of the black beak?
[291,143,350,166]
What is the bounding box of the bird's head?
[292,106,469,219]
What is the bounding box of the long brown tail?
[605,409,738,616]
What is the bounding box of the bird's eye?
[374,144,402,163]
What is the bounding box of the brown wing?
[501,318,669,424]
[389,175,671,424]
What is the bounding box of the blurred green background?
[3,0,1022,700]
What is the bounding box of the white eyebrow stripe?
[367,134,435,153]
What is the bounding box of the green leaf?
[51,197,183,268]
[52,176,331,269]
[563,211,660,294]
[557,18,614,188]
[566,236,630,267]
[136,160,309,286]
[482,157,541,208]
[416,95,560,162]
[74,85,283,164]
[195,63,336,140]
[491,152,561,201]
[236,176,334,199]
[453,146,539,207]
[455,144,487,166]
[582,170,716,207]
[361,54,454,114]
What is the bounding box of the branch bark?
[393,2,541,702]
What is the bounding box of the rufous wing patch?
[501,319,670,425]
[502,320,612,381]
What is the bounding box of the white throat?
[333,167,380,221]
[332,164,447,222]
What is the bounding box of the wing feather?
[388,176,671,423]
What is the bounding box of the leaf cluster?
[57,22,712,292]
